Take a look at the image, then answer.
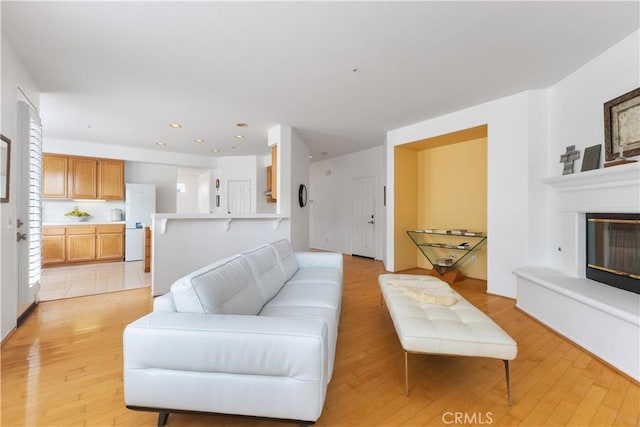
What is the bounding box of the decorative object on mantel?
[559,145,580,175]
[581,144,601,172]
[604,87,640,165]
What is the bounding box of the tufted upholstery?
[379,273,517,402]
[379,274,517,360]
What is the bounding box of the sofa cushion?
[171,256,263,315]
[242,244,285,304]
[263,282,342,313]
[270,239,299,282]
[287,268,343,289]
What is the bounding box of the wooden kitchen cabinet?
[43,154,124,201]
[97,159,125,200]
[144,226,152,273]
[42,154,69,199]
[96,225,124,260]
[69,157,98,199]
[42,226,66,265]
[266,166,275,203]
[66,226,96,262]
[42,224,125,266]
[271,145,278,201]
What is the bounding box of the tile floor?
[38,261,151,301]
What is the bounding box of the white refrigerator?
[125,183,156,261]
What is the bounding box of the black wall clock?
[298,184,307,207]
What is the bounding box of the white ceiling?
[2,1,638,161]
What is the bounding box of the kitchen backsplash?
[43,200,126,223]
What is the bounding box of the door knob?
[17,232,27,241]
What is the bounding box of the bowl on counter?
[68,215,90,222]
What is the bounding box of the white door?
[228,180,251,214]
[352,176,376,258]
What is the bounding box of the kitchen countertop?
[43,221,126,226]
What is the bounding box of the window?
[28,112,42,288]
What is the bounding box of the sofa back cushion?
[170,255,263,315]
[270,239,299,282]
[242,244,285,304]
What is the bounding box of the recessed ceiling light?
[234,135,245,139]
[308,155,313,159]
[156,142,167,147]
[194,139,204,144]
[236,123,248,128]
[169,123,182,129]
[211,149,219,153]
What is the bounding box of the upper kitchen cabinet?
[97,159,124,200]
[42,154,69,198]
[69,157,98,199]
[43,154,124,200]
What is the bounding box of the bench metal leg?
[503,360,513,405]
[157,411,169,427]
[405,351,409,396]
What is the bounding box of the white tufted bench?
[378,274,517,404]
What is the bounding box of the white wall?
[176,173,198,213]
[386,92,540,298]
[384,29,640,299]
[310,146,385,259]
[44,138,216,169]
[290,129,311,251]
[125,162,177,214]
[42,200,125,223]
[1,32,41,341]
[545,30,640,273]
[196,170,211,214]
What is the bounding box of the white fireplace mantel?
[514,161,639,381]
[543,162,639,213]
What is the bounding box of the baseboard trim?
[17,302,37,327]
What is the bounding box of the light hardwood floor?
[1,255,638,426]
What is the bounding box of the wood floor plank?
[2,256,638,426]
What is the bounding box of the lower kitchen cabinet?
[42,224,124,266]
[66,226,97,262]
[42,227,66,266]
[96,225,125,260]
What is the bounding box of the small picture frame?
[581,144,601,172]
[604,87,640,161]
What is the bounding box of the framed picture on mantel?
[604,87,640,161]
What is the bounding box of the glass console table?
[406,229,487,276]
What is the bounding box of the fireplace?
[586,213,640,294]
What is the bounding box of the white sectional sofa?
[123,240,343,426]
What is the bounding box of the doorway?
[352,176,376,258]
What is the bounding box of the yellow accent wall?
[417,137,487,279]
[394,146,418,271]
[393,125,488,279]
